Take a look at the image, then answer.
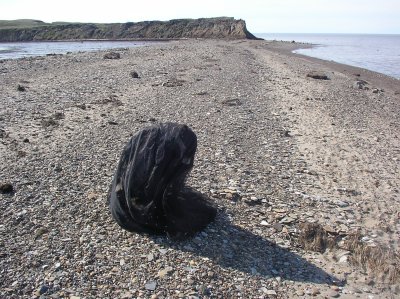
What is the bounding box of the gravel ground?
[0,39,399,298]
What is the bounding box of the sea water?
[256,33,400,79]
[0,40,153,60]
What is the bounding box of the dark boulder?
[0,182,14,194]
[307,72,330,80]
[353,80,369,90]
[130,71,140,78]
[103,52,121,59]
[17,84,26,91]
[108,123,216,239]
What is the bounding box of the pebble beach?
[0,39,399,298]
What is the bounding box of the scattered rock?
[282,130,291,137]
[372,88,384,94]
[130,71,140,78]
[198,285,210,296]
[76,103,87,110]
[103,52,121,59]
[328,290,340,298]
[279,216,296,224]
[334,199,349,207]
[273,223,283,232]
[145,281,157,291]
[353,80,369,90]
[307,72,330,80]
[34,227,49,239]
[41,117,59,128]
[0,128,8,138]
[121,291,133,299]
[0,182,14,194]
[161,79,185,87]
[311,286,320,296]
[17,84,26,91]
[296,289,305,296]
[221,98,242,106]
[108,120,118,125]
[245,197,261,206]
[157,266,174,278]
[38,285,49,295]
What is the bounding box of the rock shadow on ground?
[151,211,342,285]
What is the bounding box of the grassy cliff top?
[0,19,89,29]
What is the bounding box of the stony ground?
[0,39,399,298]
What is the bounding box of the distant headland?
[0,17,258,41]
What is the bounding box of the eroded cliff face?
[0,18,257,41]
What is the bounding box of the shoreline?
[3,37,400,83]
[1,39,399,298]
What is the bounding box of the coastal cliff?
[0,17,257,41]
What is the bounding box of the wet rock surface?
[0,40,399,298]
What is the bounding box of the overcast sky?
[0,0,399,34]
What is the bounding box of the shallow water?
[257,33,400,79]
[0,40,153,60]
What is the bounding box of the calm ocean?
[1,35,399,79]
[256,33,400,79]
[0,40,152,60]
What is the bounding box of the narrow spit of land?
[0,39,399,298]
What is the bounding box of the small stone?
[198,285,210,296]
[108,120,118,125]
[158,248,168,255]
[279,216,295,224]
[70,296,81,299]
[121,291,133,299]
[334,199,349,207]
[157,266,173,278]
[323,225,337,234]
[17,84,26,91]
[0,182,13,194]
[147,253,154,262]
[328,290,340,298]
[145,281,157,291]
[38,285,49,295]
[307,72,330,80]
[265,289,277,295]
[351,287,362,294]
[260,220,269,226]
[273,223,283,232]
[34,227,49,239]
[87,192,98,200]
[311,287,320,296]
[353,80,369,90]
[103,52,120,59]
[130,71,140,78]
[296,290,305,296]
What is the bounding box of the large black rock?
[108,123,216,238]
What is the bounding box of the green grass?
[0,19,48,29]
[0,19,89,29]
